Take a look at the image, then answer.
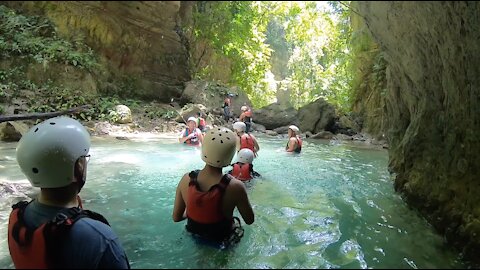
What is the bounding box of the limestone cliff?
[1,1,193,102]
[357,1,480,263]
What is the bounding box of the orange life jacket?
[240,134,255,152]
[8,200,109,269]
[185,170,233,242]
[231,163,252,181]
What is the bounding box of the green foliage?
[190,1,355,111]
[189,1,272,106]
[0,5,99,72]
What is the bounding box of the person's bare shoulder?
[226,176,245,191]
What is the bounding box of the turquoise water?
[0,134,467,269]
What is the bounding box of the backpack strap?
[10,200,34,246]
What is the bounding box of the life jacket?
[243,110,252,123]
[240,134,255,152]
[8,200,110,269]
[231,162,252,181]
[198,117,206,128]
[185,170,237,243]
[184,128,200,146]
[286,136,303,153]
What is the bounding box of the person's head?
[241,106,248,112]
[288,125,300,137]
[236,148,254,164]
[232,121,246,135]
[16,116,91,199]
[201,127,236,168]
[187,116,197,129]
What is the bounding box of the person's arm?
[196,128,204,144]
[179,130,193,144]
[232,181,254,225]
[239,112,245,122]
[251,135,260,154]
[286,137,297,152]
[172,174,189,222]
[236,135,241,152]
[97,238,131,269]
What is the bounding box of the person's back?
[8,116,130,269]
[173,127,254,247]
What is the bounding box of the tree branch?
[0,105,91,123]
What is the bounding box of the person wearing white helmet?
[227,148,261,182]
[8,116,130,269]
[286,125,303,153]
[173,127,255,247]
[179,116,204,146]
[232,121,260,157]
[239,105,253,133]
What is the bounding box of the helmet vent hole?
[204,155,207,158]
[219,133,222,136]
[211,137,215,141]
[226,137,230,140]
[34,128,39,132]
[49,122,56,125]
[217,160,220,163]
[220,140,223,143]
[32,168,39,174]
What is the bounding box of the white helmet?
[237,148,254,164]
[187,116,197,124]
[241,106,248,112]
[289,125,300,133]
[232,121,246,132]
[201,127,236,168]
[16,116,90,188]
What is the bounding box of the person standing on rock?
[8,116,130,269]
[239,105,253,133]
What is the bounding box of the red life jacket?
[185,170,233,242]
[8,200,109,269]
[184,128,200,146]
[295,136,303,153]
[240,134,255,152]
[231,163,252,181]
[198,117,206,127]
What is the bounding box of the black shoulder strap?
[188,170,200,186]
[220,174,232,186]
[11,200,34,246]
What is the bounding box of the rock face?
[357,1,480,262]
[297,98,336,134]
[3,1,193,102]
[253,103,297,130]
